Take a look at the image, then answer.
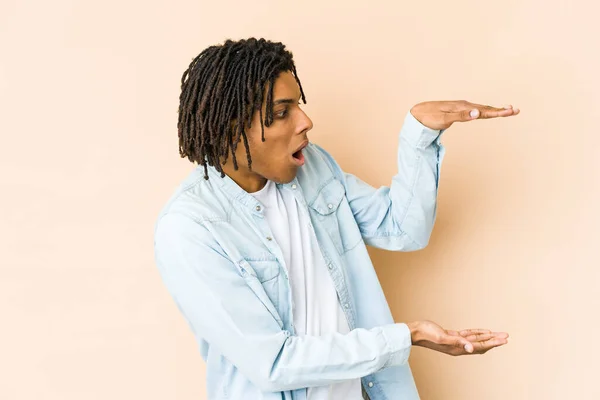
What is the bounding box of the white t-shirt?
[249,180,363,400]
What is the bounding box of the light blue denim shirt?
[154,111,445,400]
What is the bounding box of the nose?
[298,107,313,135]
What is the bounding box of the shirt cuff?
[400,110,445,149]
[380,323,413,368]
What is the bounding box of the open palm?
[411,320,509,356]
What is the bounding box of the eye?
[275,109,288,118]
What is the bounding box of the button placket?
[253,203,274,244]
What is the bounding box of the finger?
[461,329,509,338]
[463,332,496,343]
[464,333,509,343]
[448,105,520,123]
[462,330,509,343]
[459,329,491,336]
[478,107,518,119]
[474,337,509,353]
[446,101,510,112]
[466,102,515,111]
[442,334,474,353]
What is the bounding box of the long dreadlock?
[177,38,307,179]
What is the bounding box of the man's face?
[222,70,313,192]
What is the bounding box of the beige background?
[1,0,598,399]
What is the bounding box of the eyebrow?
[273,98,296,105]
[273,94,302,106]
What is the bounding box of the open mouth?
[291,141,308,166]
[292,149,305,164]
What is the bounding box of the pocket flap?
[309,178,345,215]
[238,258,280,282]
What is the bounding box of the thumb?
[449,108,480,124]
[463,109,480,120]
[462,339,474,353]
[441,332,474,353]
[452,336,474,353]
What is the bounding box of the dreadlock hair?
[177,38,307,180]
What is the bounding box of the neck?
[220,162,267,193]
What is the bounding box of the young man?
[154,38,518,400]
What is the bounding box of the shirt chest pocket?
[238,256,281,311]
[308,178,362,255]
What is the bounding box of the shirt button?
[328,263,333,270]
[344,303,349,309]
[327,204,333,209]
[266,236,273,241]
[368,382,374,388]
[291,184,297,189]
[256,205,261,212]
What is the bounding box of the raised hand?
[410,100,520,131]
